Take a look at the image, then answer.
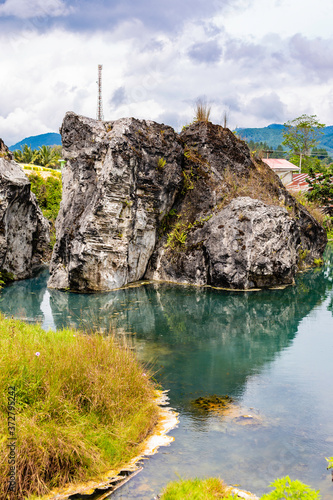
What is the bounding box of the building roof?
[262,158,300,172]
[285,172,321,192]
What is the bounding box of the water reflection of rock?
[0,267,48,322]
[48,248,333,409]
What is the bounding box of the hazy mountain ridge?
[9,133,61,151]
[9,124,333,155]
[236,124,333,153]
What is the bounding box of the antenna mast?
[97,64,104,121]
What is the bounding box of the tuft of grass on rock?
[194,98,211,123]
[160,477,235,499]
[0,314,158,499]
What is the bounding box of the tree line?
[13,144,62,169]
[246,114,333,175]
[247,114,333,215]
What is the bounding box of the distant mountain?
[236,124,333,154]
[9,133,61,151]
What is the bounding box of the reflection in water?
[1,248,333,498]
[0,267,48,322]
[46,256,333,411]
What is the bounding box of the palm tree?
[13,145,38,164]
[36,145,61,168]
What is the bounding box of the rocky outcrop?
[0,139,13,160]
[48,113,183,291]
[0,153,50,280]
[148,197,301,289]
[48,114,326,291]
[146,122,326,288]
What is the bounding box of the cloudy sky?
[0,0,333,146]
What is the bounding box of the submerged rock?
[49,114,326,291]
[0,151,50,280]
[193,394,233,411]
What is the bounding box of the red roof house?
[262,158,300,185]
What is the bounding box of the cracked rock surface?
[48,113,183,291]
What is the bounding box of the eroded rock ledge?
[0,149,50,280]
[48,113,326,291]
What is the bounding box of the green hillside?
[236,124,333,154]
[9,125,333,155]
[9,132,61,151]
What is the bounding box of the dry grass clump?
[0,314,158,499]
[217,164,281,211]
[160,477,235,499]
[292,190,325,225]
[194,98,211,123]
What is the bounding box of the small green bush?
[261,476,320,500]
[157,157,167,169]
[28,172,62,248]
[166,222,187,249]
[29,173,62,221]
[160,477,234,499]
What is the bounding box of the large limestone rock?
[0,153,50,280]
[49,115,326,291]
[148,197,300,288]
[48,112,183,291]
[146,122,326,288]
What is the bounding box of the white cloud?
[0,0,72,19]
[219,0,333,39]
[1,2,333,146]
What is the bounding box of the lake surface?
[1,247,333,499]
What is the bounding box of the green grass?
[23,165,62,176]
[326,230,333,240]
[0,315,158,499]
[160,476,321,500]
[160,478,235,499]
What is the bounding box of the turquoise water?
[1,248,333,499]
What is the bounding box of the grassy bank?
[0,314,158,499]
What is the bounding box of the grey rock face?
[147,197,300,288]
[48,112,183,291]
[146,122,326,289]
[0,139,13,160]
[0,155,50,280]
[206,198,299,288]
[49,115,326,291]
